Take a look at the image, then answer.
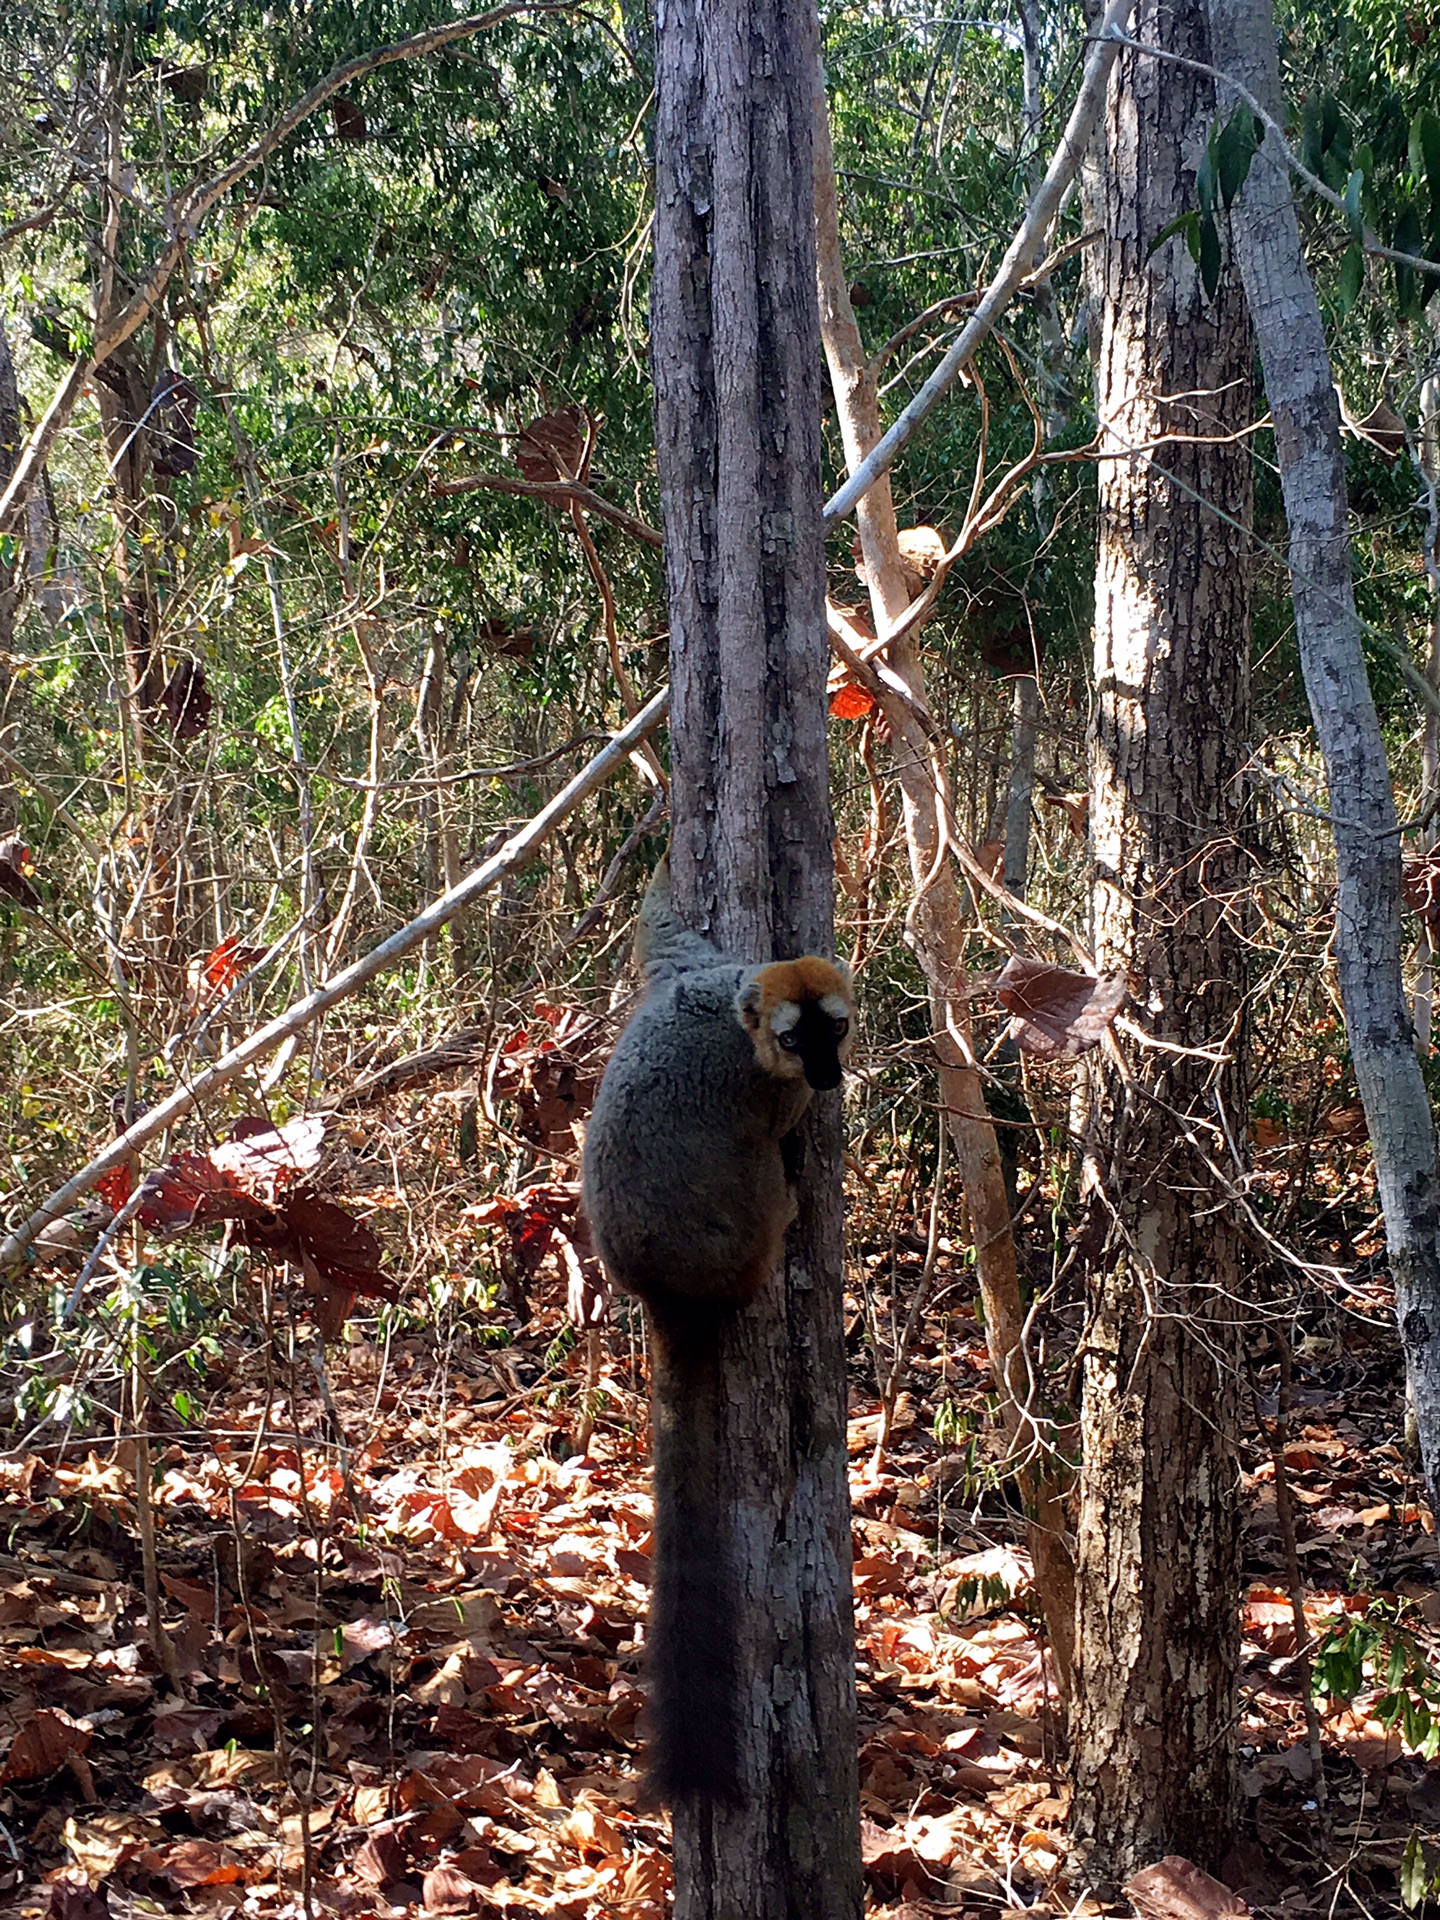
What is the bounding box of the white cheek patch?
[769,1001,802,1036]
[819,994,852,1021]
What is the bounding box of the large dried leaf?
[1124,1855,1251,1920]
[201,934,267,993]
[211,1115,325,1197]
[0,1707,92,1783]
[134,1150,259,1230]
[515,406,585,482]
[829,681,876,721]
[158,659,212,738]
[994,954,1127,1060]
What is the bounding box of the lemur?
[581,857,854,1803]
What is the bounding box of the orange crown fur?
[748,956,853,1010]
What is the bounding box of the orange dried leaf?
[829,683,876,721]
[515,406,586,483]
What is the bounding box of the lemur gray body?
[580,859,854,1803]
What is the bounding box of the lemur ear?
[735,976,764,1031]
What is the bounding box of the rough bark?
[813,72,1077,1687]
[1068,0,1252,1885]
[651,0,861,1912]
[1207,0,1440,1520]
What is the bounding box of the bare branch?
[0,687,669,1272]
[432,470,665,548]
[822,0,1137,527]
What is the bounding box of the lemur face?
[737,959,855,1089]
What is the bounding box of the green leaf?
[1337,242,1364,315]
[1147,210,1200,260]
[1198,213,1221,299]
[1320,91,1341,155]
[1215,103,1262,209]
[1404,1695,1431,1753]
[1400,1831,1430,1909]
[1411,107,1440,213]
[1344,169,1366,240]
[1196,142,1216,218]
[1393,204,1423,318]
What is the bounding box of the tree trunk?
[1208,0,1440,1521]
[651,0,861,1911]
[1068,0,1252,1885]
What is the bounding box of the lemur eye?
[832,1018,849,1039]
[777,1032,800,1050]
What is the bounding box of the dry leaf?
[1124,1856,1251,1920]
[994,954,1127,1060]
[0,1707,92,1783]
[515,407,586,483]
[63,1813,166,1885]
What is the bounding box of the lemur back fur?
[580,858,854,1805]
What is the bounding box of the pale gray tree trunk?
[1069,0,1253,1886]
[650,0,861,1911]
[1209,0,1440,1517]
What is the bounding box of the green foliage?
[1312,1604,1440,1760]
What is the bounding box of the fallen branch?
[0,688,670,1272]
[822,0,1136,528]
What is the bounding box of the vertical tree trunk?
[1068,0,1253,1886]
[1208,0,1440,1519]
[651,0,861,1912]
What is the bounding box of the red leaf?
[0,837,41,909]
[829,683,876,721]
[203,935,266,992]
[157,659,212,740]
[135,1151,258,1229]
[994,954,1128,1060]
[96,1164,135,1211]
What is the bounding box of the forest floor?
[0,1176,1435,1920]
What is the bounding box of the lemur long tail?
[644,1295,744,1805]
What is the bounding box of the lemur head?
[737,958,855,1090]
